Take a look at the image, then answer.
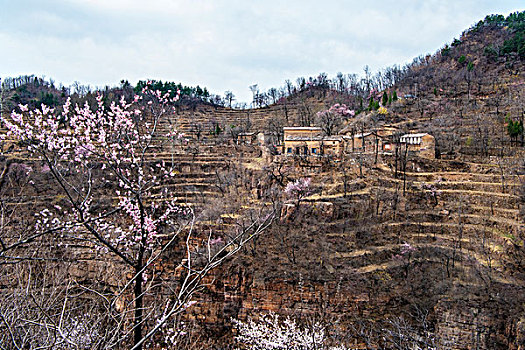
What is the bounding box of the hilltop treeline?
[1,11,522,114]
[472,12,525,58]
[0,75,225,115]
[133,80,210,100]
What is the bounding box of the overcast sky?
[0,0,523,102]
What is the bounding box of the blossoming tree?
[315,103,355,136]
[233,312,349,350]
[0,85,274,349]
[284,177,311,207]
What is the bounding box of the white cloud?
[62,0,217,16]
[1,1,523,102]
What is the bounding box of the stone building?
[343,131,396,154]
[237,132,257,145]
[345,132,375,152]
[400,133,435,158]
[321,136,344,158]
[281,127,435,159]
[282,127,344,158]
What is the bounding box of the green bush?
[506,117,524,143]
[501,31,525,59]
[484,46,498,59]
[382,91,388,106]
[441,45,450,57]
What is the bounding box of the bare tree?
[249,84,259,108]
[0,86,275,349]
[224,90,235,108]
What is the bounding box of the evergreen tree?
[506,117,524,144]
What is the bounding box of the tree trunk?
[134,261,144,350]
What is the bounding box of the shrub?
[451,38,461,47]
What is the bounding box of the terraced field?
[188,145,517,345]
[307,156,521,269]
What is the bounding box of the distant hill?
[388,12,525,156]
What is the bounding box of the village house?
[237,132,257,145]
[283,127,322,156]
[400,133,435,158]
[346,132,375,152]
[280,127,434,160]
[376,128,397,152]
[341,130,393,153]
[321,135,344,157]
[282,127,344,158]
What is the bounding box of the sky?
[0,0,523,103]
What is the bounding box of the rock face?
[434,299,525,350]
[436,301,498,349]
[281,201,334,221]
[186,267,372,333]
[517,319,525,350]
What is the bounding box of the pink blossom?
[284,178,311,200]
[400,242,417,255]
[1,86,183,253]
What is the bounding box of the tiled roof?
[400,133,428,139]
[285,136,323,141]
[284,136,342,142]
[354,132,372,138]
[283,127,322,131]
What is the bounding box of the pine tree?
[506,117,524,145]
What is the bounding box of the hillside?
[0,12,524,350]
[180,13,525,349]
